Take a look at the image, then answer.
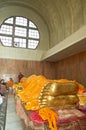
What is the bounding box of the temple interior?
[0,0,86,130]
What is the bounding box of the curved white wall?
[0,5,49,60]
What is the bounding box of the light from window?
[0,16,40,49]
[29,29,39,39]
[28,39,38,49]
[15,27,27,37]
[14,38,26,48]
[0,36,12,46]
[4,17,13,24]
[15,17,27,26]
[0,25,12,35]
[29,21,36,28]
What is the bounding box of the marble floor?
[5,94,23,130]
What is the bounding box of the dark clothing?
[18,73,24,82]
[0,92,5,96]
[0,79,6,85]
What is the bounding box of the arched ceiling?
[0,0,86,61]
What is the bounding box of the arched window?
[0,16,40,49]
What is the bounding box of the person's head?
[0,79,4,83]
[10,78,13,80]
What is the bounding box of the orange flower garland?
[39,107,58,130]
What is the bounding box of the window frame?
[0,16,40,49]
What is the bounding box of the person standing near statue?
[18,72,24,82]
[6,78,14,94]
